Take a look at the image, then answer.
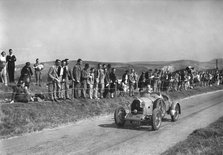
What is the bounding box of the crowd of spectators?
[138,67,223,93]
[0,51,223,103]
[46,59,223,102]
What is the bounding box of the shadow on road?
[99,117,172,131]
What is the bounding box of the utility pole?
[216,59,218,70]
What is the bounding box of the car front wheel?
[152,108,162,130]
[114,106,126,127]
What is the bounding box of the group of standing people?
[0,49,16,86]
[137,67,223,93]
[47,59,120,101]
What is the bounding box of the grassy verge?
[0,85,223,139]
[162,116,223,155]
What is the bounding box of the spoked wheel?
[114,106,126,127]
[171,104,180,122]
[154,99,166,119]
[152,108,162,130]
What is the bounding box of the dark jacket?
[6,55,16,68]
[21,66,33,78]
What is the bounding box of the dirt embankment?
[0,85,223,139]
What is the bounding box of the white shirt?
[0,55,7,69]
[0,55,6,62]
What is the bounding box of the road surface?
[1,90,223,155]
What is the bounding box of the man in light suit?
[48,59,61,102]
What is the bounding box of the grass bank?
[162,116,223,155]
[0,85,223,139]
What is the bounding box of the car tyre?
[152,108,162,130]
[114,106,126,127]
[171,104,180,122]
[154,99,166,119]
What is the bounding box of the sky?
[0,0,223,64]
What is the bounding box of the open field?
[162,116,223,155]
[0,85,223,139]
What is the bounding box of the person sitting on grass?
[10,80,34,103]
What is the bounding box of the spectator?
[93,64,100,99]
[56,60,63,99]
[61,59,72,100]
[33,58,44,86]
[19,62,33,88]
[10,80,33,103]
[103,64,111,98]
[72,59,83,99]
[128,68,136,96]
[81,63,89,98]
[88,67,95,99]
[122,70,129,95]
[6,49,16,83]
[110,68,117,98]
[98,63,105,98]
[47,59,61,102]
[153,71,159,92]
[157,71,162,92]
[138,72,146,92]
[0,51,7,86]
[134,71,138,90]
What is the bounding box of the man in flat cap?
[61,59,72,99]
[48,59,61,102]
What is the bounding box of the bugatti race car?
[114,92,181,130]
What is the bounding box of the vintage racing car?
[114,92,181,130]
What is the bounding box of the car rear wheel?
[171,104,180,122]
[114,106,126,127]
[154,99,166,119]
[152,108,162,130]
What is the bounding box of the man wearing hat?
[61,59,72,99]
[72,58,83,99]
[48,59,61,102]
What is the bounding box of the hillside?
[130,59,223,71]
[14,59,222,83]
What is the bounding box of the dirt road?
[1,90,223,155]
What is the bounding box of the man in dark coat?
[72,58,83,98]
[109,68,117,98]
[81,63,89,98]
[61,59,72,99]
[19,62,33,88]
[103,64,111,98]
[6,49,16,83]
